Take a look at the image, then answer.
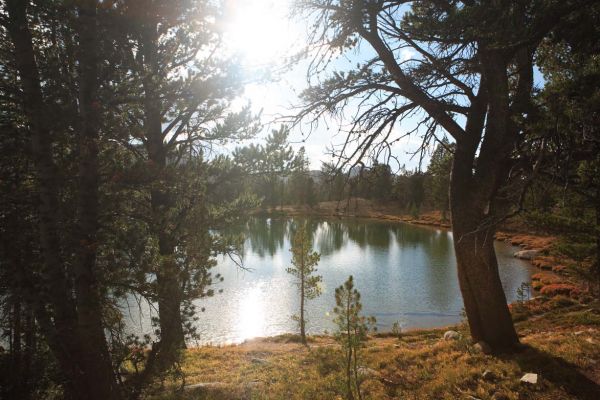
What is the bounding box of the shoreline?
[190,207,563,349]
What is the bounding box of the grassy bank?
[150,297,600,400]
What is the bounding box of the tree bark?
[450,135,520,353]
[451,208,519,351]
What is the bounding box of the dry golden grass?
[148,209,595,399]
[149,299,600,400]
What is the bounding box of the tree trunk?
[450,143,519,352]
[595,186,600,296]
[140,15,187,358]
[300,265,306,344]
[73,1,123,398]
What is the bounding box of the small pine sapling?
[333,275,376,400]
[286,223,322,344]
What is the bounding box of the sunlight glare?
[224,0,297,66]
[237,284,266,341]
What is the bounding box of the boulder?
[514,249,540,260]
[520,373,538,385]
[443,330,461,341]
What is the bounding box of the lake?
[124,217,534,345]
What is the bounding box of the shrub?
[540,284,580,297]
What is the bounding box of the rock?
[520,373,538,385]
[514,249,540,260]
[482,369,497,382]
[585,338,594,344]
[394,344,401,348]
[443,330,461,341]
[574,331,585,336]
[251,357,269,365]
[474,341,492,355]
[357,366,379,378]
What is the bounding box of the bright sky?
[220,1,452,172]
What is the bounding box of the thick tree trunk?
[451,213,519,351]
[450,142,519,353]
[156,249,186,354]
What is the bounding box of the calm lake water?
[125,217,534,345]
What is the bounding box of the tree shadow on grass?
[501,344,600,399]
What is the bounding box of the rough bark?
[447,50,521,352]
[450,193,519,351]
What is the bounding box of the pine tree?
[426,140,454,222]
[333,276,376,400]
[286,223,322,344]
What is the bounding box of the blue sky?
[223,0,431,172]
[223,0,545,172]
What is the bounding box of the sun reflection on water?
[236,284,266,342]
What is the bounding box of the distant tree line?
[234,128,454,216]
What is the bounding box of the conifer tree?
[333,276,375,400]
[287,223,322,344]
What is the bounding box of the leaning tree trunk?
[451,204,519,351]
[449,109,520,352]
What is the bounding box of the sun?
[223,0,298,66]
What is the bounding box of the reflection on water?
[127,217,536,345]
[237,284,266,342]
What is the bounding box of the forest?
[0,1,599,399]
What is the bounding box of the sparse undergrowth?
[149,298,600,400]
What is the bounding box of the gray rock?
[357,366,379,378]
[251,357,269,365]
[520,373,538,385]
[474,341,492,355]
[443,330,461,341]
[514,249,540,260]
